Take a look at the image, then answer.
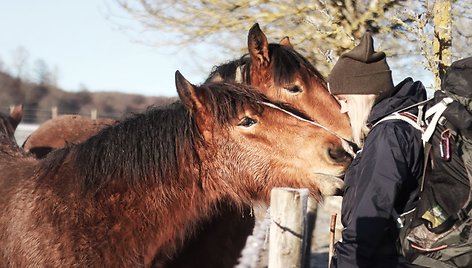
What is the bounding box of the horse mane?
[205,44,326,88]
[206,56,251,83]
[38,82,310,194]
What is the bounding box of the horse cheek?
[194,116,216,144]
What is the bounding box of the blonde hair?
[344,94,376,147]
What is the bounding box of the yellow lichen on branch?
[433,0,452,89]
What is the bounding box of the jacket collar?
[367,77,427,125]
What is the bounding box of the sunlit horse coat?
[332,78,427,268]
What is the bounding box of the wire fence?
[2,105,135,125]
[233,196,345,268]
[2,104,131,145]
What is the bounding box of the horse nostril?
[328,147,353,164]
[333,186,345,196]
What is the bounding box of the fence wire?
[2,105,130,124]
[236,209,271,268]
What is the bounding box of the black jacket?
[332,78,427,268]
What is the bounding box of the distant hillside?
[0,70,178,123]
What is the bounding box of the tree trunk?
[433,0,452,90]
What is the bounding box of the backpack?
[388,57,472,268]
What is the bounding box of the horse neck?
[56,109,229,258]
[36,106,253,263]
[101,173,222,265]
[33,150,221,266]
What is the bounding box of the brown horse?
[207,23,352,142]
[16,24,353,267]
[166,24,354,268]
[0,72,348,267]
[22,115,117,158]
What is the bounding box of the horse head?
[177,71,348,201]
[207,23,353,145]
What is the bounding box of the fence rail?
[3,105,128,145]
[2,105,132,125]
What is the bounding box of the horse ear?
[279,36,293,48]
[175,71,214,140]
[175,71,205,113]
[248,23,270,67]
[9,104,23,129]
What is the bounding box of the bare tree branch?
[113,0,471,84]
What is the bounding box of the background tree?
[115,0,470,90]
[11,46,30,80]
[432,0,451,88]
[33,59,52,85]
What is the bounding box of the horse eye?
[285,85,302,94]
[238,117,257,127]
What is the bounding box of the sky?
[0,1,435,98]
[0,0,215,97]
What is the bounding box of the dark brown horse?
[0,72,348,267]
[0,105,23,145]
[22,115,117,158]
[0,105,27,157]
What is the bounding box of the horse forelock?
[269,44,326,88]
[206,44,326,96]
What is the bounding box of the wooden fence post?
[91,108,98,120]
[269,188,310,268]
[51,106,58,118]
[328,213,338,268]
[304,197,318,268]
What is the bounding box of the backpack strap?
[373,111,426,189]
[419,97,454,191]
[372,112,423,228]
[387,98,432,115]
[372,112,423,131]
[420,143,432,192]
[454,151,472,222]
[422,97,454,143]
[457,199,472,222]
[374,97,454,144]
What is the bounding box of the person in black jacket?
[327,32,427,268]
